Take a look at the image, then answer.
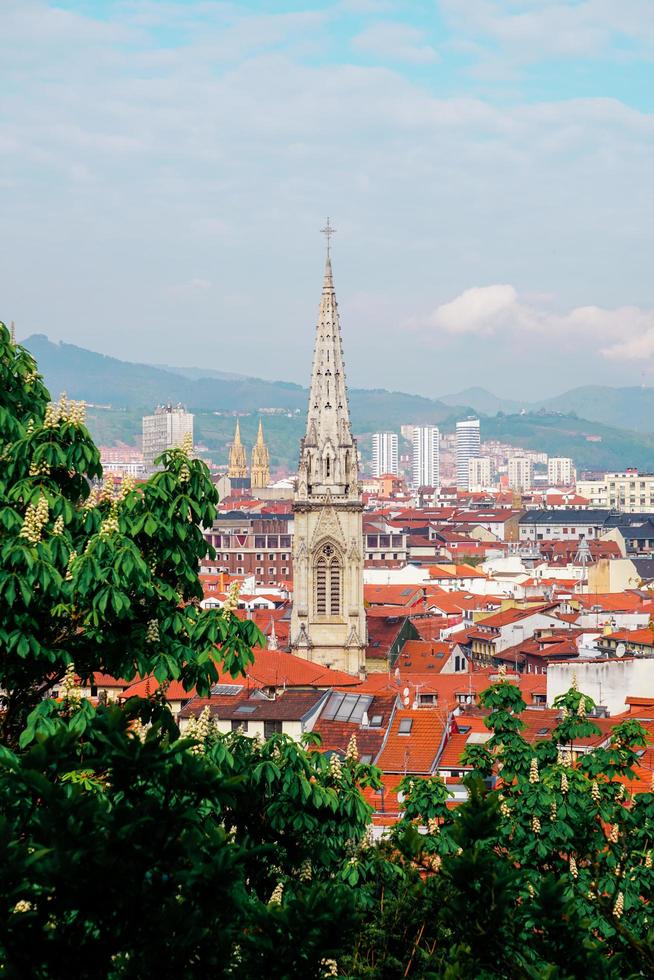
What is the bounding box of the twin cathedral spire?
[227,418,270,488]
[291,222,367,676]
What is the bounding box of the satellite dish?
[412,701,419,710]
[403,687,410,699]
[394,667,401,682]
[616,643,626,658]
[403,696,410,707]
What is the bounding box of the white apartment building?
[468,456,492,491]
[577,470,654,513]
[548,457,575,486]
[412,426,440,488]
[371,432,399,477]
[507,456,533,491]
[143,403,194,472]
[456,418,480,490]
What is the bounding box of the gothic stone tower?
[250,419,271,489]
[227,419,248,479]
[290,231,367,676]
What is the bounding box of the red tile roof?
[375,707,448,774]
[313,693,397,759]
[180,688,327,722]
[364,584,425,607]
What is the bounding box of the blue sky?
[2,0,654,400]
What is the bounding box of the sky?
[2,0,654,401]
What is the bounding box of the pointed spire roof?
[304,249,353,451]
[228,417,248,478]
[256,419,265,445]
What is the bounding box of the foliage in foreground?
[2,323,654,978]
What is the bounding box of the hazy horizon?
[3,1,654,401]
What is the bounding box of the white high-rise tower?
[371,432,398,477]
[290,222,367,676]
[411,426,440,488]
[456,418,480,490]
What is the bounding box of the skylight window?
[235,706,256,714]
[398,718,413,735]
[536,727,550,735]
[369,715,383,728]
[322,692,373,724]
[211,684,243,696]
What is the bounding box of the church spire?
[298,220,357,498]
[227,418,248,479]
[291,222,366,677]
[251,418,271,489]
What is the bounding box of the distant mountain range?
[440,385,654,434]
[20,334,654,472]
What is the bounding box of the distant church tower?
[290,221,367,676]
[227,419,248,478]
[250,420,271,489]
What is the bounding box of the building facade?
[577,471,654,513]
[468,456,492,491]
[142,404,193,473]
[411,426,440,489]
[204,512,293,585]
[508,456,534,492]
[371,431,399,477]
[456,418,480,490]
[290,246,367,675]
[548,457,575,486]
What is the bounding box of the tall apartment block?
[507,456,534,491]
[142,403,194,473]
[548,457,575,486]
[412,426,440,488]
[456,418,480,490]
[468,456,492,491]
[371,432,399,477]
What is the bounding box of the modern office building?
[411,426,440,488]
[456,418,480,490]
[142,403,194,473]
[371,432,399,477]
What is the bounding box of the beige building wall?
[548,457,575,486]
[585,557,641,593]
[468,456,492,490]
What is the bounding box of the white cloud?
[352,22,438,63]
[1,0,653,394]
[417,284,523,334]
[439,0,654,72]
[409,285,654,361]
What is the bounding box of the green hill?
[439,383,654,435]
[23,334,654,473]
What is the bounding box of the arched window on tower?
[314,543,342,617]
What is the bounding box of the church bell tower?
[290,221,367,676]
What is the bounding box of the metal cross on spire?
[320,217,336,257]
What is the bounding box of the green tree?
[0,322,259,742]
[0,324,378,977]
